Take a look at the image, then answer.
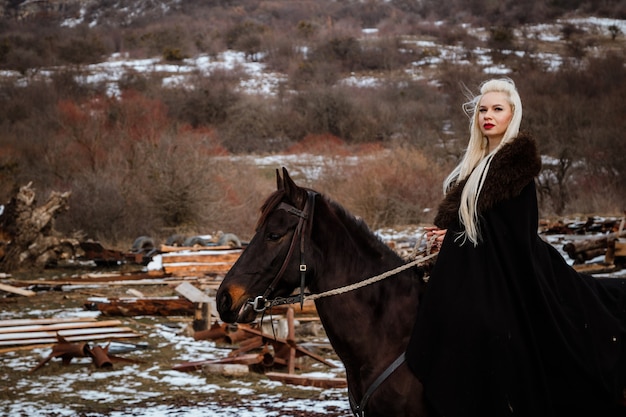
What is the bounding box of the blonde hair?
[443,77,523,245]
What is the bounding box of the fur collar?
[434,133,541,229]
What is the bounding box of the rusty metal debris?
[173,308,336,375]
[30,335,143,372]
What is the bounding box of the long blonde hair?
[443,78,523,245]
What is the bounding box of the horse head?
[217,167,318,323]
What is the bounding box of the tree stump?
[0,182,72,272]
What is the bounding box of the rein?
[252,251,437,312]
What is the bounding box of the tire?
[217,233,242,248]
[132,236,155,252]
[183,236,208,247]
[165,234,186,247]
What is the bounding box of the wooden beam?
[0,326,136,341]
[0,332,142,346]
[160,244,240,253]
[0,319,123,334]
[175,282,212,303]
[0,317,97,327]
[162,251,241,264]
[0,283,36,297]
[265,372,347,389]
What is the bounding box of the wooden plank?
[175,282,212,303]
[0,326,135,341]
[0,317,97,327]
[172,353,264,372]
[7,279,173,286]
[0,332,142,346]
[162,252,241,264]
[572,263,618,274]
[160,244,238,253]
[163,263,233,275]
[0,319,123,334]
[0,283,36,297]
[265,372,347,389]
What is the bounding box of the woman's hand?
[424,226,447,253]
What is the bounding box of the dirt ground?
[0,267,352,417]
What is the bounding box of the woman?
[406,78,626,416]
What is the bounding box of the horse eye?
[266,232,282,241]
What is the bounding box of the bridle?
[247,189,318,313]
[247,189,435,313]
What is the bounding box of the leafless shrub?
[225,21,267,61]
[261,33,298,73]
[309,35,362,72]
[316,146,449,228]
[218,95,288,153]
[117,70,162,94]
[0,32,50,74]
[518,53,625,216]
[288,85,360,142]
[287,59,341,89]
[335,1,394,28]
[57,34,107,66]
[160,69,243,128]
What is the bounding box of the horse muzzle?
[216,286,258,323]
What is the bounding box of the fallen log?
[0,182,74,272]
[572,263,619,274]
[86,297,195,316]
[563,229,626,263]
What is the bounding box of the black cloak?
[406,134,626,416]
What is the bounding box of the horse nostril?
[216,290,230,312]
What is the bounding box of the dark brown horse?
[216,168,430,417]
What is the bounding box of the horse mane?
[256,185,403,263]
[323,194,403,261]
[256,189,286,231]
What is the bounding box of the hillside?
[1,0,625,25]
[0,1,624,248]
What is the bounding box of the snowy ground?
[2,221,624,416]
[1,300,351,417]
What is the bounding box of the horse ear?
[276,168,284,191]
[281,167,307,207]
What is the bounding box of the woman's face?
[478,91,513,148]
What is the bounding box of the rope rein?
[305,251,437,302]
[249,197,442,312]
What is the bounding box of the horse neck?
[309,201,421,365]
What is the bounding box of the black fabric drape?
[406,137,626,417]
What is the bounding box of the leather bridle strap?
[349,352,407,417]
[250,190,317,312]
